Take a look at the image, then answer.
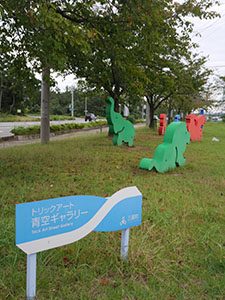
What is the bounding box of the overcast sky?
[191,2,225,74]
[55,1,225,91]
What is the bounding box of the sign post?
[16,187,142,299]
[121,228,130,260]
[26,253,37,300]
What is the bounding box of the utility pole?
[40,66,50,144]
[84,97,88,116]
[71,89,74,117]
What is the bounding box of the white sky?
[191,1,225,75]
[55,1,225,91]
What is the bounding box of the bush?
[126,116,145,124]
[135,118,145,124]
[11,125,40,135]
[126,115,135,124]
[11,121,107,136]
[50,115,75,121]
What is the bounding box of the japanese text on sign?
[31,202,88,234]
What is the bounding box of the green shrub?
[11,121,107,136]
[50,115,75,121]
[11,125,40,135]
[124,116,145,124]
[126,115,135,124]
[135,118,145,124]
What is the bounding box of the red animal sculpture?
[185,114,206,141]
[158,114,167,135]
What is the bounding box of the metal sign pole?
[121,228,130,260]
[26,253,37,300]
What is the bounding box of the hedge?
[11,121,107,136]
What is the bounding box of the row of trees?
[0,55,40,113]
[0,0,219,143]
[50,85,107,117]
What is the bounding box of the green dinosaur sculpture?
[139,122,190,173]
[106,97,135,146]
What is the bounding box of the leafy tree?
[64,1,147,112]
[0,1,95,142]
[49,89,71,116]
[64,0,218,125]
[0,55,40,113]
[68,81,106,117]
[207,75,225,114]
[1,0,219,134]
[169,58,212,117]
[49,83,106,117]
[136,1,218,127]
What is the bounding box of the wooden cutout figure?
[139,122,190,173]
[106,97,135,146]
[158,114,167,135]
[186,114,206,141]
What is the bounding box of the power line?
[202,18,225,39]
[195,14,225,33]
[192,8,225,35]
[208,65,225,68]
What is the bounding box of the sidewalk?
[0,124,145,148]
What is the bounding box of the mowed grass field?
[0,122,224,300]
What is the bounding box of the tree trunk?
[41,67,50,144]
[0,75,3,111]
[148,102,155,128]
[113,95,119,112]
[0,90,2,112]
[148,100,157,128]
[145,96,156,128]
[9,93,16,113]
[167,104,172,125]
[145,101,150,126]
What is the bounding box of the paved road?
[0,118,88,138]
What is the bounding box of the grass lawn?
[0,122,224,299]
[0,114,40,122]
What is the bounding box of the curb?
[0,123,145,146]
[0,125,108,143]
[0,135,16,142]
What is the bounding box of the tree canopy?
[63,0,219,125]
[0,0,220,134]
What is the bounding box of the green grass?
[0,114,78,122]
[0,113,40,122]
[0,123,224,299]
